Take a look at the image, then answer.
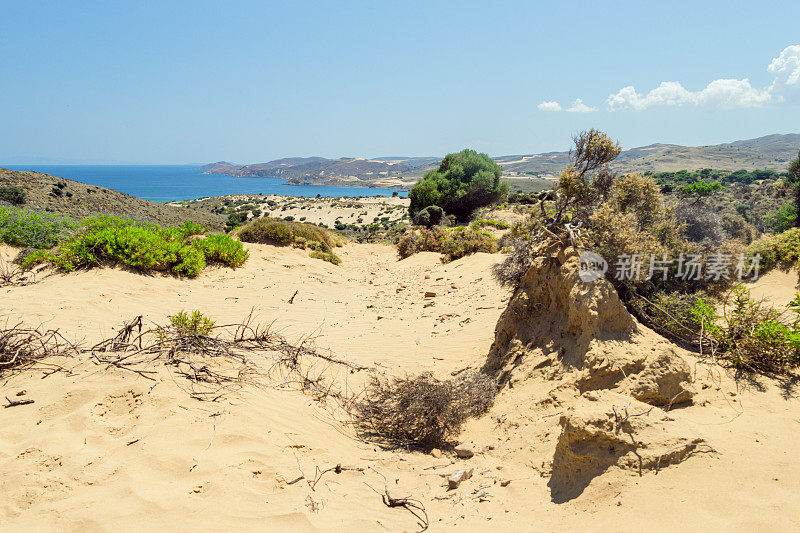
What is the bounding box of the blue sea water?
[2,165,408,203]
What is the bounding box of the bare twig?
[4,396,34,408]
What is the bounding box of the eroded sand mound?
[480,245,706,500]
[484,245,695,407]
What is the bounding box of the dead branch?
[309,463,366,490]
[368,467,429,532]
[4,396,34,408]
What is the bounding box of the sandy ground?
[746,267,799,310]
[1,243,799,531]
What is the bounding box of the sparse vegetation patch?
[397,226,497,262]
[237,217,343,264]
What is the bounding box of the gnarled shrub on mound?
[237,217,343,264]
[22,216,248,277]
[397,226,497,262]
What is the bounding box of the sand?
[1,242,799,531]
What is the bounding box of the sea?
[2,165,408,203]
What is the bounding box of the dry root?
[0,323,78,374]
[89,310,364,404]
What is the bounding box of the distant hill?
[200,156,438,188]
[200,133,800,187]
[0,168,226,230]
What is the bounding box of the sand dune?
[1,243,799,531]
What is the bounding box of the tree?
[676,180,724,203]
[408,149,507,222]
[789,150,800,228]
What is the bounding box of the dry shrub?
[493,235,538,286]
[586,202,669,263]
[93,311,366,402]
[492,220,543,286]
[0,324,76,374]
[237,217,343,264]
[397,226,497,262]
[721,212,757,244]
[353,371,497,449]
[674,203,725,248]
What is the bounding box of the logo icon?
[578,251,608,282]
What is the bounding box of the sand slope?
[1,243,799,531]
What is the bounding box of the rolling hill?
[200,133,800,188]
[0,168,225,230]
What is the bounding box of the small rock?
[454,442,475,459]
[447,468,474,489]
[500,479,511,487]
[424,291,437,298]
[424,274,431,279]
[583,390,601,401]
[430,448,443,459]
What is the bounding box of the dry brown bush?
[352,371,496,449]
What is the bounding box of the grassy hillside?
[0,167,226,230]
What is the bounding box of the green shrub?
[765,202,797,233]
[0,185,26,205]
[471,218,509,230]
[22,216,247,277]
[226,212,248,231]
[409,149,508,221]
[414,205,444,228]
[397,226,497,262]
[0,206,76,248]
[167,310,215,336]
[191,234,249,269]
[676,180,724,201]
[690,286,800,374]
[309,250,342,265]
[237,217,342,264]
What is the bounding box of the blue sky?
[1,0,798,164]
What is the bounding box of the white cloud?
[605,44,798,111]
[767,44,800,100]
[694,78,771,108]
[566,98,597,113]
[608,78,770,110]
[607,82,693,111]
[537,100,563,112]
